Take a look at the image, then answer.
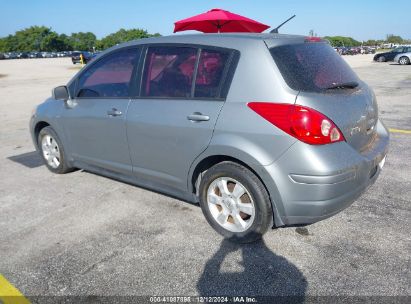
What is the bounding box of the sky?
[1,0,410,41]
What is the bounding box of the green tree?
[1,35,16,52]
[0,26,161,52]
[13,26,52,51]
[97,28,160,50]
[323,36,361,47]
[59,34,73,51]
[0,38,7,52]
[0,26,70,52]
[70,32,96,51]
[364,39,378,46]
[386,34,403,44]
[41,32,71,51]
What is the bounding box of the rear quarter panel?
[206,39,298,167]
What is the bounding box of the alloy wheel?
[207,177,255,233]
[41,134,61,169]
[399,57,409,65]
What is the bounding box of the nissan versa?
[30,33,389,243]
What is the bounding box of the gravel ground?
[0,55,410,301]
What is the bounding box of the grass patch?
[0,74,8,78]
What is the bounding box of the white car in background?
[394,52,411,65]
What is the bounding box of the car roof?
[109,33,307,51]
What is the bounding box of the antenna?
[270,15,296,34]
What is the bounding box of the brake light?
[305,36,323,43]
[248,102,345,145]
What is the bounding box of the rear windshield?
[270,43,359,92]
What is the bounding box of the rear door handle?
[187,113,210,122]
[107,108,122,117]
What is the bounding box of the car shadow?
[197,239,307,301]
[7,151,44,168]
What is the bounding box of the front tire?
[199,161,273,243]
[399,56,410,65]
[378,56,386,62]
[38,126,73,174]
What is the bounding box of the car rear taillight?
[248,102,345,145]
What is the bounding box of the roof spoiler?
[270,15,296,34]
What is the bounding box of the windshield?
[270,43,360,92]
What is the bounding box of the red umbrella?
[174,8,270,33]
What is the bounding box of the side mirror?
[52,86,69,101]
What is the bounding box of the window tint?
[195,49,230,98]
[270,43,359,92]
[142,46,197,98]
[77,48,140,98]
[393,48,403,53]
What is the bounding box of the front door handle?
[187,113,210,122]
[107,108,122,117]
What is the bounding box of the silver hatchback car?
[30,33,389,243]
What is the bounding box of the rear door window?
[195,49,230,98]
[76,48,140,98]
[142,46,197,98]
[270,43,359,92]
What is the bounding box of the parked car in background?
[0,53,4,60]
[71,51,93,64]
[362,47,376,54]
[341,47,359,55]
[4,52,18,59]
[17,52,29,59]
[373,46,411,62]
[28,52,43,58]
[394,52,411,65]
[30,33,389,243]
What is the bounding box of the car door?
[126,46,234,191]
[61,47,141,174]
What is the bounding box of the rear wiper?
[324,81,359,90]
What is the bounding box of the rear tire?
[399,56,410,65]
[199,161,273,243]
[378,56,386,62]
[38,126,73,174]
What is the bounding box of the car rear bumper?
[258,119,389,226]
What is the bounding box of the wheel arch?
[189,152,286,227]
[399,55,410,64]
[33,121,50,149]
[190,155,262,195]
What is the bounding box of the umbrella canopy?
[174,8,270,33]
